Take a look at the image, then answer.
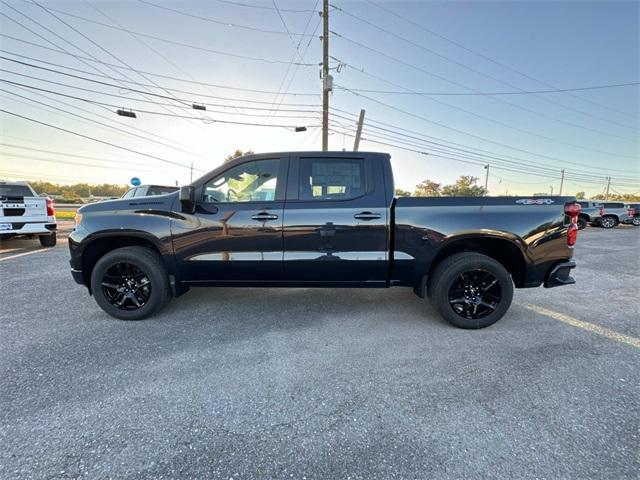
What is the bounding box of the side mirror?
[179,185,196,213]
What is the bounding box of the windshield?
[0,184,34,198]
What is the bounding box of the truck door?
[282,154,389,283]
[172,155,288,282]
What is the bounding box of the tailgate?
[0,196,47,222]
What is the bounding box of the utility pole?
[550,185,554,195]
[605,176,611,200]
[559,169,565,196]
[190,162,193,183]
[353,109,365,151]
[321,0,329,151]
[483,164,489,191]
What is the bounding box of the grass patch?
[55,210,77,220]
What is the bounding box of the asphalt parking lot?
[1,227,638,479]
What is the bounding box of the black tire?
[632,217,640,227]
[39,233,56,247]
[428,253,514,329]
[576,217,587,230]
[600,216,617,229]
[90,246,171,320]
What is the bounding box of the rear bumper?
[0,222,56,235]
[544,260,576,288]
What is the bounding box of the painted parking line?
[0,248,50,262]
[522,303,640,349]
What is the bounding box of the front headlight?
[74,212,83,227]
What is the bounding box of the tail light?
[46,197,55,217]
[565,202,580,248]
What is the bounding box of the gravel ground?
[0,227,638,479]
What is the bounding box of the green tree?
[575,191,586,199]
[224,149,254,163]
[394,188,411,197]
[441,176,487,197]
[414,180,441,197]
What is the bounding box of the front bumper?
[544,260,576,288]
[71,268,84,285]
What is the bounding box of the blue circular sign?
[130,177,141,186]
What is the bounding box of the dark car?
[69,152,579,329]
[121,184,178,199]
[622,203,640,226]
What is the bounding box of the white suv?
[0,181,57,246]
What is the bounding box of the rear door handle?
[354,211,381,220]
[251,212,279,221]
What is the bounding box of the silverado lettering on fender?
[69,152,579,329]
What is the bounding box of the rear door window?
[298,158,366,201]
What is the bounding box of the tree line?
[30,181,129,202]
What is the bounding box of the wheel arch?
[80,232,167,292]
[428,234,527,289]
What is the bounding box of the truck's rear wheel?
[576,217,587,230]
[90,246,171,320]
[39,233,56,247]
[428,253,513,329]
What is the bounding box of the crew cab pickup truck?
[69,152,580,329]
[0,180,57,246]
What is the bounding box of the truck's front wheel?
[428,253,514,329]
[90,246,171,320]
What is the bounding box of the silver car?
[592,201,628,228]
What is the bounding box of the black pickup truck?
[69,151,580,329]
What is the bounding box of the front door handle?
[251,212,279,221]
[354,211,381,220]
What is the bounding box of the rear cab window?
[298,158,366,201]
[0,184,34,198]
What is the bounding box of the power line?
[0,108,200,170]
[333,82,640,96]
[336,78,639,160]
[29,0,213,132]
[0,2,204,132]
[137,0,315,36]
[0,151,158,171]
[330,41,637,143]
[0,44,319,96]
[362,0,637,120]
[21,5,317,66]
[330,108,640,180]
[330,2,638,131]
[1,142,158,167]
[266,0,321,124]
[0,71,321,114]
[0,55,322,108]
[0,80,322,128]
[4,82,210,159]
[209,0,316,13]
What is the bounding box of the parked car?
[591,201,628,228]
[622,203,640,226]
[0,180,57,246]
[69,152,580,329]
[121,184,178,198]
[576,200,602,229]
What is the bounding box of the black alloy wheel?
[90,246,171,320]
[101,262,151,310]
[448,270,502,320]
[428,252,514,329]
